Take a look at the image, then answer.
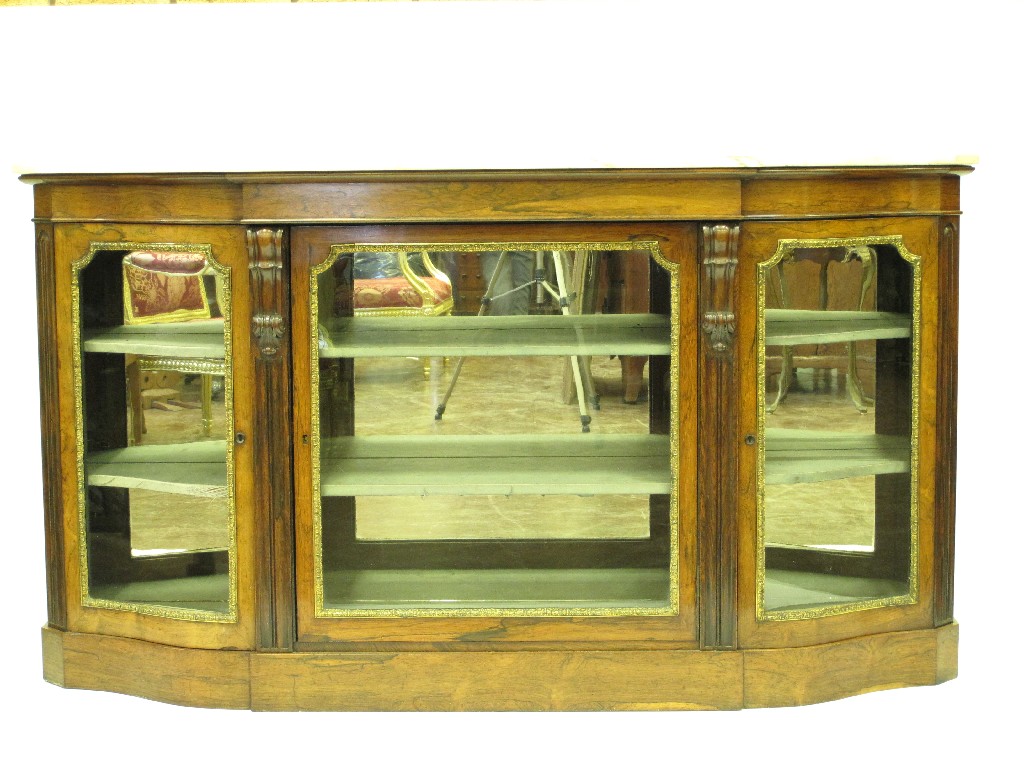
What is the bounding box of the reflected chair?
[353,251,454,376]
[769,245,877,413]
[122,250,226,443]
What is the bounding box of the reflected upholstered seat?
[122,251,225,443]
[352,251,453,377]
[352,251,453,317]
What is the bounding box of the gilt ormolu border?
[755,235,921,622]
[72,241,237,623]
[309,241,680,619]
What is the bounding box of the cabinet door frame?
[736,216,943,649]
[52,222,257,650]
[291,222,700,647]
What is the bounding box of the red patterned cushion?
[353,277,452,310]
[124,251,210,321]
[126,251,207,274]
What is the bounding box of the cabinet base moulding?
[40,623,957,711]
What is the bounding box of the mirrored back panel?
[757,237,920,620]
[73,244,236,620]
[311,245,678,616]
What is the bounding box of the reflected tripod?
[433,250,599,432]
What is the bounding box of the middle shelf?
[82,428,913,500]
[319,314,671,358]
[82,319,226,358]
[319,434,672,497]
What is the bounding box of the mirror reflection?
[314,246,675,614]
[760,241,917,616]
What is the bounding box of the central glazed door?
[290,222,699,646]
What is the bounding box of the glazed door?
[291,223,699,645]
[53,223,256,649]
[737,217,944,648]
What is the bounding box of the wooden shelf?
[83,319,225,358]
[765,309,911,345]
[319,313,670,358]
[320,434,671,496]
[322,567,670,610]
[86,441,228,498]
[765,428,910,485]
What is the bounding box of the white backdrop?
[0,1,1019,764]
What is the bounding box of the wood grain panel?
[53,628,251,709]
[45,184,242,223]
[251,649,742,711]
[41,626,65,687]
[41,625,955,710]
[744,627,943,707]
[36,223,67,630]
[742,176,955,218]
[248,228,296,651]
[935,620,959,683]
[697,224,740,649]
[934,219,959,626]
[245,179,742,222]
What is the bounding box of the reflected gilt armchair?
[122,250,226,443]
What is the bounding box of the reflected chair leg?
[768,346,793,414]
[621,355,647,404]
[847,251,876,412]
[201,374,213,437]
[126,357,145,445]
[846,342,871,413]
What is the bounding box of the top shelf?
[320,314,671,358]
[82,320,226,358]
[765,309,910,345]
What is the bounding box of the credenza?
[25,166,966,709]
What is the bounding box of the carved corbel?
[700,225,740,355]
[247,228,286,359]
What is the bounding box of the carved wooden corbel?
[700,224,740,355]
[247,228,286,359]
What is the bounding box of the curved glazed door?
[54,222,256,650]
[737,217,942,648]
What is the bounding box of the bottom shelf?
[321,567,671,611]
[88,573,230,614]
[764,568,907,612]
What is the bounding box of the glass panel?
[74,245,234,619]
[758,239,918,619]
[313,246,677,615]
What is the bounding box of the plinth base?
[41,623,957,710]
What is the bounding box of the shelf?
[319,313,671,358]
[322,567,670,610]
[86,441,228,498]
[320,434,671,496]
[765,309,911,345]
[764,568,907,612]
[765,428,910,485]
[82,319,225,358]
